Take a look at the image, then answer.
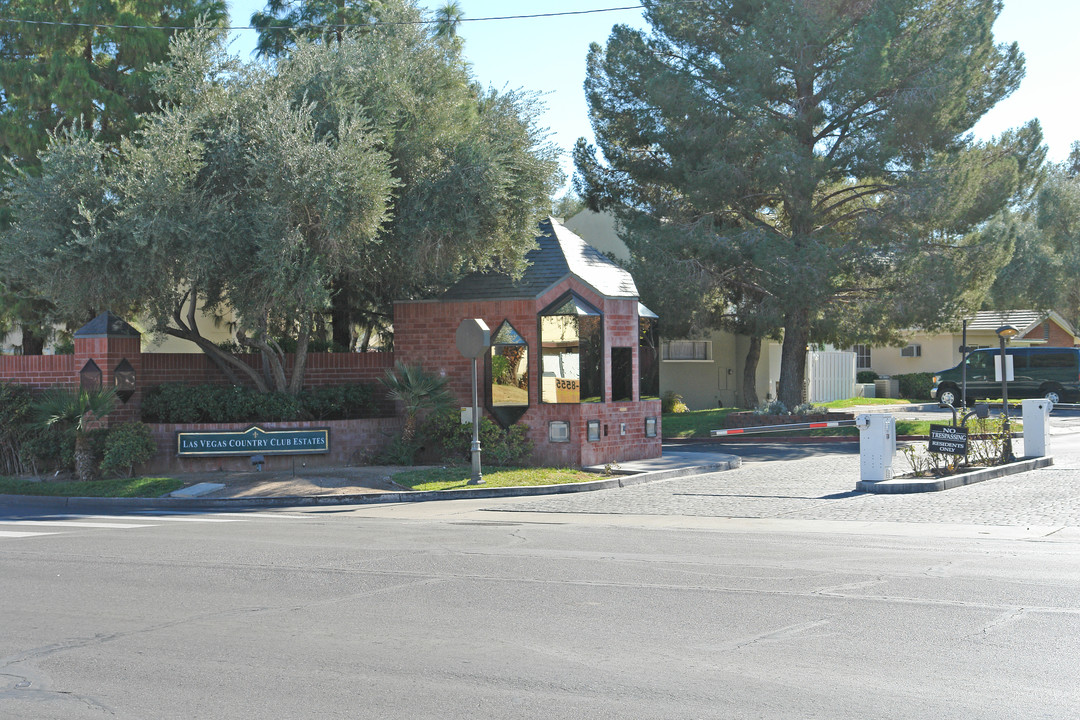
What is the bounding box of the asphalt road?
[2,409,1080,719]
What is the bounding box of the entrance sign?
[177,426,329,457]
[928,424,968,455]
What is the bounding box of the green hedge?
[894,372,934,400]
[420,413,534,466]
[141,383,381,424]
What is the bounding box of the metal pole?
[470,356,483,484]
[1000,335,1013,462]
[961,319,968,408]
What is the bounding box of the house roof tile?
[439,217,639,302]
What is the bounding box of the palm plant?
[34,387,117,482]
[380,362,455,442]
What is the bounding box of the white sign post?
[456,319,490,485]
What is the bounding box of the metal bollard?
[1020,399,1051,458]
[857,414,896,482]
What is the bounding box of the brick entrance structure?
[394,218,662,467]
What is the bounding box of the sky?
[223,1,1080,194]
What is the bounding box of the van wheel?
[1040,384,1063,404]
[936,384,960,407]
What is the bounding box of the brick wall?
[394,279,662,467]
[145,417,404,473]
[1020,319,1079,347]
[0,355,75,389]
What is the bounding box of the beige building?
[563,210,803,409]
[855,310,1080,378]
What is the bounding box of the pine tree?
[576,0,1038,407]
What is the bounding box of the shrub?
[422,413,534,466]
[141,383,381,423]
[895,372,934,400]
[662,391,688,414]
[300,384,378,420]
[0,383,51,474]
[100,422,157,478]
[791,402,828,416]
[754,399,789,415]
[856,370,879,384]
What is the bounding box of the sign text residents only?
[176,426,330,457]
[928,424,968,455]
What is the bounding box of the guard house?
[394,217,662,467]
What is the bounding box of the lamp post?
[996,324,1019,463]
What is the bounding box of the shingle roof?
[964,309,1080,340]
[964,310,1044,331]
[73,311,140,338]
[439,217,639,302]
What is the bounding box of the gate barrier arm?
[711,419,857,437]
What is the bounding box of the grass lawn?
[392,466,609,492]
[0,476,185,498]
[661,407,742,439]
[822,397,916,408]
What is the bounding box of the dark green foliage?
[422,413,534,466]
[0,383,48,474]
[100,423,157,479]
[301,385,379,420]
[576,0,1036,408]
[375,435,421,466]
[140,383,382,423]
[857,371,880,384]
[895,373,935,400]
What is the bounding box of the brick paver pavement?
[500,437,1080,527]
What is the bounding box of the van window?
[967,353,993,374]
[1030,351,1075,368]
[1007,351,1028,369]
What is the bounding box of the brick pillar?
[73,312,143,426]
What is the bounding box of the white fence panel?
[805,351,856,404]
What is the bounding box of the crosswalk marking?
[0,520,156,529]
[55,514,241,523]
[132,511,313,520]
[0,530,61,538]
[0,510,312,541]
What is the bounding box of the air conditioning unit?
[901,344,921,357]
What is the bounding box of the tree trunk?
[19,323,46,355]
[73,433,96,483]
[778,308,810,409]
[740,335,761,409]
[330,279,355,351]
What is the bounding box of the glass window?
[611,347,633,402]
[852,344,871,369]
[488,321,529,428]
[664,341,709,360]
[540,293,603,403]
[639,306,660,400]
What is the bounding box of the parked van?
[931,347,1080,405]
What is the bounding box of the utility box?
[873,377,899,399]
[1020,399,1051,457]
[857,414,896,482]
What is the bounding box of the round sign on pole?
[456,318,490,359]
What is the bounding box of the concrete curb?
[0,458,741,512]
[856,456,1053,494]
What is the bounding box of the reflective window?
[487,321,529,428]
[639,306,659,400]
[540,293,603,403]
[612,347,633,402]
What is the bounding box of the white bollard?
[1020,399,1051,457]
[857,414,896,482]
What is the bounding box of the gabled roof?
[965,309,1079,340]
[439,217,639,302]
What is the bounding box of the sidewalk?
[0,445,744,511]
